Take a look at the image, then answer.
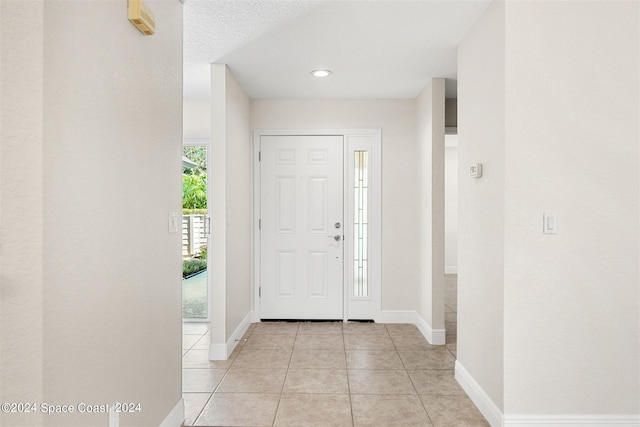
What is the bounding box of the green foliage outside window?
[183,258,207,278]
[183,146,207,210]
[182,173,207,210]
[183,146,207,175]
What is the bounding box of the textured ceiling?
[184,0,491,101]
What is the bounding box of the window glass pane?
[182,145,208,319]
[363,188,368,224]
[354,151,369,297]
[362,223,368,260]
[362,260,368,296]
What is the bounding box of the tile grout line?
[270,322,299,427]
[387,324,437,427]
[189,391,214,427]
[189,325,240,426]
[342,325,356,427]
[182,327,212,426]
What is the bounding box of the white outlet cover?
[109,405,119,427]
[543,213,557,234]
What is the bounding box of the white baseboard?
[454,361,639,427]
[380,310,446,345]
[208,343,227,361]
[503,415,640,426]
[414,312,446,345]
[158,399,184,427]
[225,311,253,358]
[455,360,504,427]
[445,266,458,274]
[208,311,253,361]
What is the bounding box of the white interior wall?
[444,137,458,274]
[416,79,446,339]
[42,2,184,425]
[184,100,211,140]
[210,65,227,353]
[457,0,506,413]
[251,99,420,313]
[184,63,211,141]
[223,67,252,340]
[458,0,639,420]
[210,65,252,358]
[503,0,639,416]
[0,1,184,426]
[0,2,45,425]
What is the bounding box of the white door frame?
[253,129,382,322]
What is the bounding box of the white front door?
[260,135,344,319]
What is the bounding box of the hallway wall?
[0,2,45,425]
[457,0,506,412]
[1,1,184,426]
[444,139,458,273]
[416,79,446,339]
[458,0,639,420]
[210,65,252,352]
[502,0,639,416]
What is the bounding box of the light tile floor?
[182,275,487,427]
[445,273,458,357]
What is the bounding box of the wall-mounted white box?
[469,163,483,178]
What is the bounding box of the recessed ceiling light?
[311,69,332,78]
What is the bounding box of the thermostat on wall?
[128,0,155,35]
[469,163,483,178]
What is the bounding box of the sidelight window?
[354,151,369,297]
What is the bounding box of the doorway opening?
[182,145,210,321]
[444,133,458,349]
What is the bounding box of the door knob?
[328,235,342,241]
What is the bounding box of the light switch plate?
[168,212,179,234]
[543,213,557,234]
